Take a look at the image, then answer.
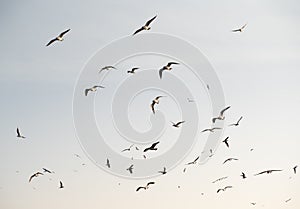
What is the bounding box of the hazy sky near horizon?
[0,0,300,209]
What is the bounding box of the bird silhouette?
[254,169,283,176]
[106,159,111,168]
[212,176,228,184]
[201,127,222,133]
[136,182,155,191]
[158,167,167,175]
[29,172,44,182]
[232,23,247,32]
[46,29,70,46]
[144,142,160,152]
[223,158,239,164]
[99,66,116,73]
[85,85,105,96]
[126,165,134,174]
[186,156,199,165]
[133,15,157,36]
[121,144,134,152]
[229,116,243,126]
[293,165,297,174]
[16,128,26,139]
[241,172,247,179]
[222,137,230,148]
[171,121,185,128]
[159,62,179,79]
[42,168,54,174]
[212,106,231,123]
[59,181,64,189]
[150,96,165,114]
[127,67,139,74]
[217,186,233,193]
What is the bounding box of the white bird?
[85,85,105,96]
[232,23,247,32]
[159,62,180,79]
[46,29,70,46]
[132,15,157,36]
[212,106,231,123]
[150,96,165,114]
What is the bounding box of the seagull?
[222,136,230,148]
[127,67,139,74]
[85,85,105,96]
[29,172,44,182]
[293,165,297,174]
[99,66,117,73]
[42,168,54,174]
[241,172,247,179]
[132,15,157,36]
[126,164,134,174]
[254,169,283,176]
[186,156,199,165]
[159,62,180,79]
[136,182,155,192]
[285,198,292,203]
[212,106,231,123]
[106,159,111,168]
[158,167,167,175]
[217,186,233,193]
[201,127,222,133]
[46,29,70,46]
[223,158,239,164]
[209,149,214,158]
[59,181,64,189]
[16,128,26,139]
[229,116,243,126]
[144,142,159,152]
[212,176,228,184]
[150,96,164,114]
[187,98,195,103]
[250,203,256,206]
[232,23,247,32]
[171,121,185,128]
[121,144,134,152]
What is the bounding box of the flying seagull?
[201,127,222,133]
[171,121,185,128]
[29,172,44,182]
[212,106,231,123]
[99,66,116,73]
[158,167,167,175]
[59,181,64,189]
[222,137,230,148]
[293,165,297,174]
[212,176,228,184]
[16,128,26,139]
[85,85,105,96]
[127,67,139,74]
[144,142,159,152]
[217,186,233,193]
[46,29,70,46]
[223,158,239,164]
[232,23,247,32]
[150,96,164,114]
[241,172,247,179]
[106,159,111,168]
[126,164,134,174]
[132,15,157,36]
[121,144,134,152]
[186,156,199,165]
[136,182,155,192]
[42,168,54,174]
[285,198,292,203]
[229,116,243,126]
[254,169,283,176]
[159,62,180,79]
[250,203,256,206]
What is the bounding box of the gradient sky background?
[0,0,300,208]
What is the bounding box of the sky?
[0,0,300,208]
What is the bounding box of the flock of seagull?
[11,14,298,207]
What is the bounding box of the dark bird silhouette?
[127,67,139,74]
[133,15,157,36]
[232,23,247,32]
[293,165,297,174]
[126,164,134,174]
[46,29,70,46]
[121,144,134,152]
[144,142,160,152]
[59,181,64,189]
[99,65,116,73]
[217,186,233,193]
[29,172,44,182]
[186,156,199,165]
[201,127,222,133]
[222,137,230,148]
[42,168,54,174]
[171,121,185,128]
[254,169,283,176]
[212,106,231,123]
[229,116,243,126]
[159,62,180,79]
[150,96,164,114]
[212,176,228,184]
[285,198,292,203]
[84,85,105,96]
[136,182,155,192]
[241,172,247,179]
[223,158,238,164]
[16,128,26,139]
[250,203,256,206]
[158,167,167,175]
[106,159,111,168]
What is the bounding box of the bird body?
[159,62,179,79]
[85,85,105,96]
[127,67,139,74]
[16,128,26,139]
[201,127,222,133]
[99,66,116,73]
[212,176,228,184]
[46,29,70,46]
[293,165,297,174]
[144,142,160,152]
[232,23,247,32]
[106,159,111,168]
[223,158,239,164]
[127,165,134,174]
[59,181,64,189]
[212,106,231,123]
[186,156,199,165]
[217,186,233,193]
[29,172,44,182]
[171,120,185,128]
[222,137,230,148]
[133,15,157,36]
[241,172,247,179]
[254,169,283,176]
[151,96,164,114]
[158,167,167,175]
[136,182,155,191]
[229,116,243,126]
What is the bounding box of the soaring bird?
[241,172,247,179]
[158,167,167,175]
[150,96,164,114]
[293,165,297,174]
[42,168,54,174]
[121,144,134,152]
[217,186,233,193]
[232,23,247,32]
[126,164,134,174]
[127,67,139,74]
[285,198,292,203]
[212,106,231,123]
[212,176,228,184]
[132,15,157,36]
[229,116,243,127]
[59,181,64,189]
[222,137,230,148]
[254,169,283,176]
[223,158,239,164]
[201,127,222,133]
[106,159,111,168]
[159,62,180,79]
[99,66,117,73]
[85,85,105,96]
[186,156,199,165]
[250,203,256,206]
[29,172,44,182]
[46,29,70,46]
[144,142,159,152]
[171,121,185,128]
[16,128,26,139]
[136,182,155,192]
[209,149,214,158]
